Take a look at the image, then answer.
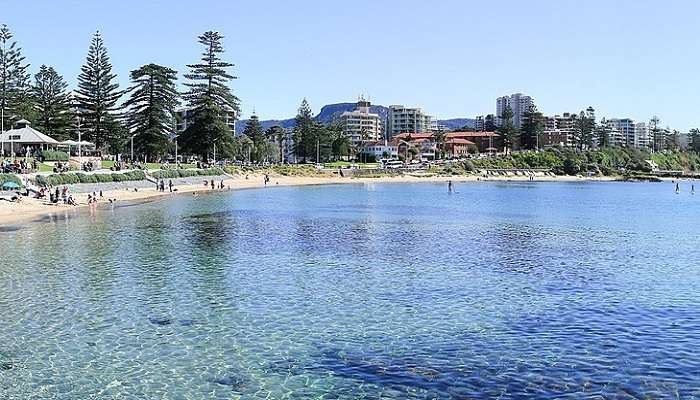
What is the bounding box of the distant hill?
[235,103,474,133]
[437,118,476,131]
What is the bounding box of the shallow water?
[1,181,699,399]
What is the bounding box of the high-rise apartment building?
[338,99,383,145]
[606,118,637,148]
[387,105,433,137]
[496,93,535,129]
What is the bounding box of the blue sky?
[2,0,699,129]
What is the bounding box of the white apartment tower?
[338,99,383,145]
[606,118,637,147]
[387,105,433,137]
[496,93,535,129]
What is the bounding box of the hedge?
[37,150,69,162]
[149,168,224,180]
[35,170,146,187]
[0,174,22,187]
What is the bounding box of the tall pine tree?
[76,31,122,149]
[497,105,518,154]
[179,31,239,159]
[241,113,265,162]
[293,99,315,162]
[520,107,544,150]
[595,118,612,148]
[32,65,72,140]
[123,64,179,161]
[0,24,30,131]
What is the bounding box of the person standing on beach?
[448,180,453,193]
[169,180,173,192]
[211,180,215,190]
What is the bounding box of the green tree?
[32,65,72,140]
[520,107,544,150]
[328,123,351,160]
[179,31,239,159]
[234,134,253,161]
[497,105,518,154]
[265,125,287,163]
[0,24,30,131]
[594,118,612,148]
[103,114,130,155]
[573,109,595,150]
[76,31,122,150]
[689,128,700,153]
[293,99,315,162]
[432,127,447,159]
[666,129,681,152]
[649,116,662,152]
[123,64,179,161]
[242,114,265,162]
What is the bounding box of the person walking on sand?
[169,180,173,192]
[220,179,224,189]
[211,180,215,190]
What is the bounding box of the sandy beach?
[0,173,627,227]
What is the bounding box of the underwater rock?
[209,374,247,391]
[148,317,173,326]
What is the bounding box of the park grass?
[37,162,54,172]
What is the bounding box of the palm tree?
[433,128,446,160]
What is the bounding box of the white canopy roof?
[0,125,59,145]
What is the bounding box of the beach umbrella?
[1,182,20,190]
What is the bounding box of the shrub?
[37,150,69,162]
[124,170,146,180]
[33,171,148,187]
[95,173,113,183]
[151,168,224,180]
[76,173,98,184]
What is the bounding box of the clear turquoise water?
[1,181,700,399]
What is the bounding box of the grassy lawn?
[101,160,116,168]
[37,162,54,172]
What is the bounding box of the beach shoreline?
[0,173,672,227]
